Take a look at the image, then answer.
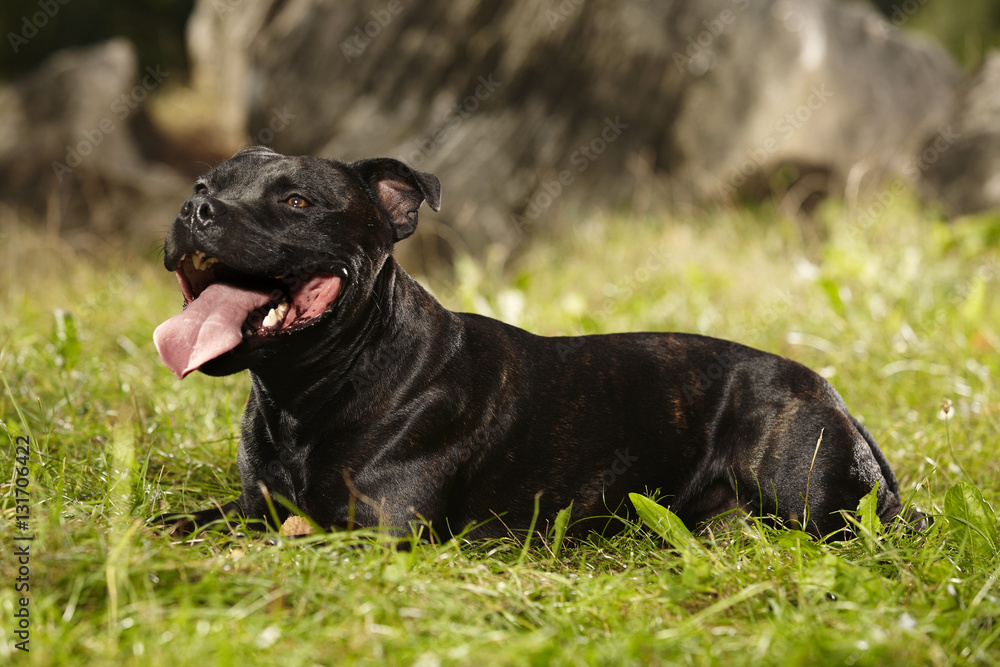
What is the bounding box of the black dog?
[154,146,920,541]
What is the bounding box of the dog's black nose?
[180,195,228,229]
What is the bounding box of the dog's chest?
[268,413,318,490]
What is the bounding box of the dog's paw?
[150,501,248,537]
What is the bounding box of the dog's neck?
[246,257,456,423]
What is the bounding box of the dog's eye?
[286,195,311,208]
[194,184,209,195]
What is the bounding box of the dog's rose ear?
[232,145,279,159]
[351,158,441,241]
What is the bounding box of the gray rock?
[673,0,961,206]
[0,37,187,241]
[183,0,968,253]
[919,52,1000,217]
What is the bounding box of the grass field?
[1,191,999,665]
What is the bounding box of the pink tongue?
[287,274,342,326]
[153,282,272,379]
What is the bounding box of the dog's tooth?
[189,251,219,272]
[261,302,289,330]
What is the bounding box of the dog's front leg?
[152,500,255,537]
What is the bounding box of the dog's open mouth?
[153,251,342,378]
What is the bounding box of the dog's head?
[153,146,441,379]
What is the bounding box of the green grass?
[2,191,999,665]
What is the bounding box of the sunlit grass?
[1,193,998,665]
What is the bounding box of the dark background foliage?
[1,0,194,78]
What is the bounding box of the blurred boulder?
[673,0,960,210]
[919,52,1000,217]
[0,37,187,242]
[186,0,964,254]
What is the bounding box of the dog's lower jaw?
[195,351,253,377]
